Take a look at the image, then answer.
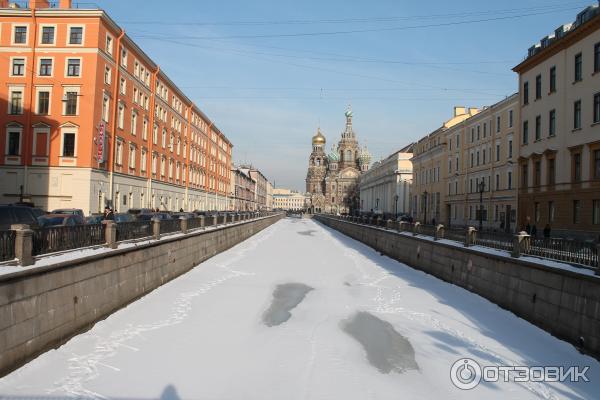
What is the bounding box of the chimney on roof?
[29,0,51,9]
[59,0,72,8]
[453,106,467,117]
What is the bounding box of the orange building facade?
[0,0,232,214]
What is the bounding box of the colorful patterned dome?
[328,145,340,162]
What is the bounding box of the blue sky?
[99,0,591,190]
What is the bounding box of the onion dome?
[328,145,340,162]
[359,146,371,165]
[312,128,326,146]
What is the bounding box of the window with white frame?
[39,58,53,76]
[6,129,21,156]
[40,26,55,45]
[66,58,80,77]
[61,131,76,157]
[129,144,136,169]
[152,152,157,174]
[68,26,83,45]
[36,90,50,115]
[120,77,126,94]
[11,58,25,76]
[141,149,147,172]
[153,125,158,144]
[117,103,125,129]
[102,95,110,122]
[9,89,23,115]
[13,25,27,44]
[104,66,111,84]
[116,139,123,165]
[162,129,166,148]
[131,111,137,135]
[121,48,128,67]
[106,34,113,55]
[142,119,148,140]
[64,90,79,116]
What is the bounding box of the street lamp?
[394,194,399,219]
[478,179,486,231]
[423,190,428,224]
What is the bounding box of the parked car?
[171,212,195,219]
[113,213,136,223]
[38,214,85,227]
[86,214,105,225]
[52,208,85,219]
[0,205,40,230]
[127,208,154,216]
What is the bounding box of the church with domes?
[306,108,371,214]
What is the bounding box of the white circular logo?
[450,358,482,390]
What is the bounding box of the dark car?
[113,213,136,223]
[127,208,154,216]
[0,205,40,230]
[38,214,85,227]
[52,208,85,219]
[171,212,195,219]
[86,214,105,224]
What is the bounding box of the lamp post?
[478,179,486,231]
[423,190,428,224]
[394,194,399,219]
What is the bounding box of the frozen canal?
[0,218,598,399]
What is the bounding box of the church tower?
[338,106,360,171]
[305,128,327,195]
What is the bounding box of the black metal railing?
[0,230,16,262]
[322,213,598,270]
[475,230,514,252]
[524,237,598,268]
[187,217,204,230]
[32,224,105,256]
[159,219,181,234]
[217,215,226,225]
[445,227,466,243]
[116,221,153,242]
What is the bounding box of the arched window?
[346,150,352,161]
[316,158,321,166]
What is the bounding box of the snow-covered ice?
[0,218,598,399]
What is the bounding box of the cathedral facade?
[306,109,371,214]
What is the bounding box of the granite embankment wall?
[0,214,283,376]
[316,215,600,358]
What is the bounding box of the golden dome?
[312,128,326,145]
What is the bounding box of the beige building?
[272,188,307,211]
[359,144,413,216]
[266,181,273,211]
[411,107,479,224]
[513,3,600,238]
[446,94,519,231]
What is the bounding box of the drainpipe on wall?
[107,29,125,210]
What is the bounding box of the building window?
[129,145,136,169]
[594,93,600,123]
[535,115,541,141]
[102,96,110,121]
[153,125,158,144]
[66,59,80,76]
[509,110,513,128]
[41,26,55,44]
[131,112,137,136]
[573,200,581,224]
[522,164,528,188]
[574,100,581,129]
[64,92,78,115]
[106,35,113,55]
[7,131,20,156]
[573,153,582,182]
[69,26,83,44]
[495,174,500,190]
[496,144,500,161]
[548,201,555,223]
[104,66,111,84]
[534,202,540,223]
[12,58,25,76]
[141,149,147,172]
[549,110,556,137]
[10,91,23,115]
[548,158,555,185]
[523,81,529,105]
[522,120,529,144]
[37,91,50,115]
[594,200,600,225]
[116,140,123,165]
[119,77,126,95]
[549,66,556,93]
[594,149,600,179]
[39,58,52,76]
[575,53,582,82]
[508,140,513,158]
[14,26,27,44]
[117,104,124,129]
[508,171,512,189]
[535,74,541,99]
[62,133,75,157]
[121,48,128,67]
[534,160,541,186]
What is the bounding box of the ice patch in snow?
[342,311,419,374]
[262,283,313,327]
